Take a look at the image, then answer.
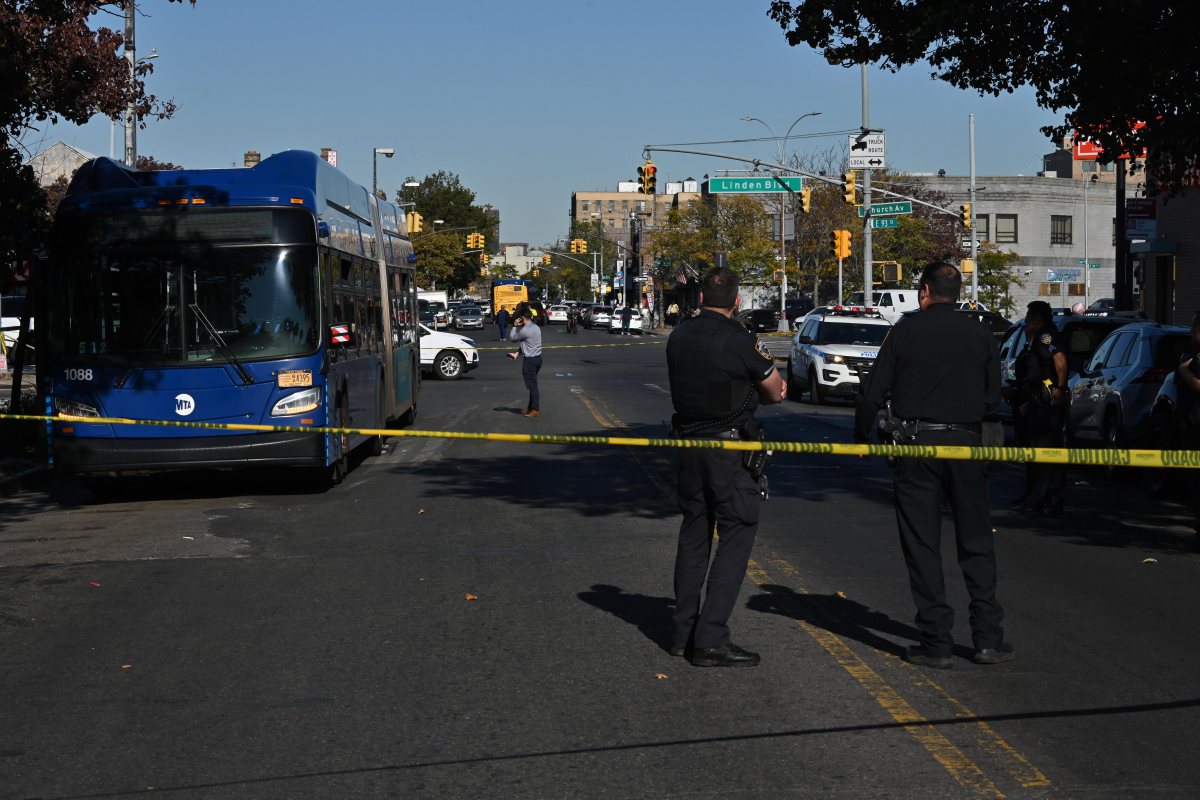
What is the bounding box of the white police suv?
[788,308,892,403]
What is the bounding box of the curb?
[0,463,45,496]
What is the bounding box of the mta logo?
[174,393,196,417]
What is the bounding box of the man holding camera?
[666,267,785,667]
[855,262,1010,669]
[507,311,543,417]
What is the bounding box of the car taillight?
[1132,367,1170,384]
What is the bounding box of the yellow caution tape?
[2,413,1198,469]
[475,339,665,351]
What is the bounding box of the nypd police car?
[788,308,891,403]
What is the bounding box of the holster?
[739,419,770,481]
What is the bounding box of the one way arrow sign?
[848,132,886,169]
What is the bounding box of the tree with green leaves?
[650,194,777,284]
[975,245,1024,317]
[411,231,463,290]
[766,1,1197,189]
[1,0,194,260]
[396,171,495,249]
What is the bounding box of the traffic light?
[407,211,424,235]
[801,187,812,214]
[841,172,857,205]
[542,254,551,265]
[467,232,484,249]
[831,229,852,260]
[532,268,541,277]
[569,239,577,253]
[960,203,973,229]
[578,240,587,254]
[960,258,975,275]
[638,161,657,194]
[479,253,489,265]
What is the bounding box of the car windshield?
[818,321,889,346]
[458,308,480,316]
[49,208,320,365]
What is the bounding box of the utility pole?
[123,2,137,166]
[969,113,979,301]
[1115,161,1131,310]
[861,64,873,306]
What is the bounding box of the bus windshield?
[50,208,320,365]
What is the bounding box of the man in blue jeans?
[507,312,543,417]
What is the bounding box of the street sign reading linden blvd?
[857,201,913,218]
[707,176,804,193]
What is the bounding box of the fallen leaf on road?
[655,673,669,679]
[182,536,194,540]
[87,581,101,588]
[1142,557,1158,564]
[121,664,132,670]
[464,593,478,601]
[417,509,426,515]
[835,591,847,599]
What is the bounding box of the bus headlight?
[271,387,321,417]
[54,397,100,418]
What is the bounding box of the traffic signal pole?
[969,113,979,302]
[861,64,873,309]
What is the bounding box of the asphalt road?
[2,323,1199,799]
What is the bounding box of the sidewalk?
[0,367,43,493]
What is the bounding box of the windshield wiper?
[115,304,174,388]
[188,303,254,385]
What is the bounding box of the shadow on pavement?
[746,583,978,663]
[577,583,675,654]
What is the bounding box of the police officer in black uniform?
[667,266,785,667]
[1008,300,1069,514]
[856,263,1011,668]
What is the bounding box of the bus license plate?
[277,370,312,388]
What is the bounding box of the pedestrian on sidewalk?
[856,262,1012,669]
[1176,310,1200,542]
[496,307,511,340]
[667,266,785,668]
[507,311,543,417]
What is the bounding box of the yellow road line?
[8,412,1198,469]
[754,549,1053,793]
[746,559,1006,799]
[573,389,677,499]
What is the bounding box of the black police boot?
[904,644,953,669]
[690,643,761,668]
[974,642,1015,665]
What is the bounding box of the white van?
[845,290,919,323]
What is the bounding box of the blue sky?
[42,0,1061,246]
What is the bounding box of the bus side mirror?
[329,323,356,348]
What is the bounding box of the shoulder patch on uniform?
[1040,333,1053,345]
[754,336,772,360]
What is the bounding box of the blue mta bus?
[43,150,420,483]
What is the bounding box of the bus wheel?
[368,383,385,457]
[327,397,349,485]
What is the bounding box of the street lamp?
[741,111,822,329]
[1083,173,1099,306]
[372,147,394,198]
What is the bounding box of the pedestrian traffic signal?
[407,211,424,235]
[841,172,857,205]
[960,203,973,229]
[801,187,812,214]
[638,161,657,194]
[831,229,852,259]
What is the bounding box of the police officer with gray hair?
[855,262,1012,669]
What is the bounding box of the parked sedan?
[454,306,483,330]
[1068,322,1191,448]
[547,305,570,324]
[584,305,613,329]
[738,308,781,333]
[608,308,644,334]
